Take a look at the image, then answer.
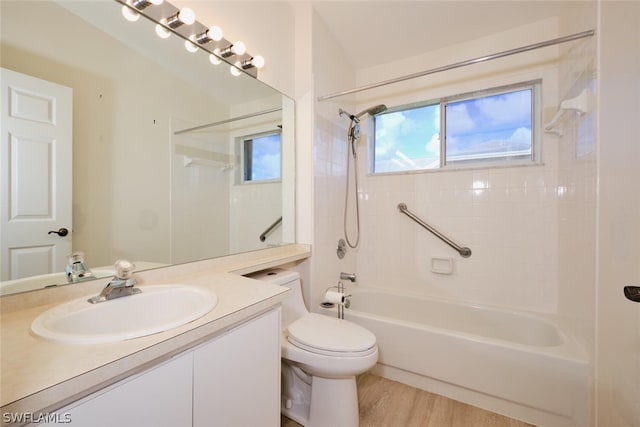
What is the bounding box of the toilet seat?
[286,313,377,357]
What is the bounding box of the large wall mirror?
[0,0,295,296]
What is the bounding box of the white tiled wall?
[171,135,231,264]
[229,182,283,253]
[313,11,597,317]
[355,165,560,312]
[310,9,359,308]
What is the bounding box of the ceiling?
[311,1,568,69]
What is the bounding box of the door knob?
[623,286,640,302]
[48,228,69,237]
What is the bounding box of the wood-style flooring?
[281,373,534,427]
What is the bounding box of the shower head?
[356,104,387,118]
[339,104,387,123]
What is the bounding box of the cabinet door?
[44,352,193,427]
[193,309,281,427]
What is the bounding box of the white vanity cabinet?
[42,309,281,427]
[193,308,281,427]
[43,352,194,427]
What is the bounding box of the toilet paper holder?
[322,281,351,319]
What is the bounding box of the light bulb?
[150,0,163,4]
[166,7,195,28]
[184,39,198,53]
[121,5,140,22]
[178,7,195,25]
[241,55,266,70]
[251,55,265,69]
[209,53,221,65]
[230,64,242,77]
[207,26,223,42]
[195,25,224,44]
[155,23,171,39]
[231,41,246,56]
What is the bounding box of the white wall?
[595,2,640,425]
[230,182,282,251]
[176,1,296,98]
[292,3,315,251]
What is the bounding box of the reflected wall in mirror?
[0,0,295,296]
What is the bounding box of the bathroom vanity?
[0,245,310,427]
[38,310,280,427]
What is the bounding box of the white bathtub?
[319,288,589,427]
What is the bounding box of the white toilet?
[249,268,378,427]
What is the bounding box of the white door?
[0,68,72,281]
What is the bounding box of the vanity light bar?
[116,0,262,78]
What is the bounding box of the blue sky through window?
[446,89,532,161]
[249,133,281,181]
[373,86,533,172]
[374,104,440,172]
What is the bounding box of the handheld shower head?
[338,104,387,250]
[339,104,387,123]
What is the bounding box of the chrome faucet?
[340,272,357,282]
[88,260,140,304]
[65,252,95,283]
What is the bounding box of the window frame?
[370,80,542,175]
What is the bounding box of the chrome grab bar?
[397,203,472,258]
[259,216,283,242]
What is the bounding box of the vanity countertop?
[0,244,310,420]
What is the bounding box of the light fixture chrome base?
[115,0,259,78]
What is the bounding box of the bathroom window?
[372,81,540,173]
[241,131,282,183]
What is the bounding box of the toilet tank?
[247,268,308,329]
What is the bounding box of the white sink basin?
[31,285,217,344]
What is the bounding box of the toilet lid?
[286,313,376,354]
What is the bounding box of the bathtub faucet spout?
[340,272,356,282]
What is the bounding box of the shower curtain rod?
[317,29,595,101]
[174,107,282,135]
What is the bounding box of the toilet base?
[309,376,358,427]
[281,363,312,425]
[281,364,359,427]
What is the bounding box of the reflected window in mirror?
[241,131,282,183]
